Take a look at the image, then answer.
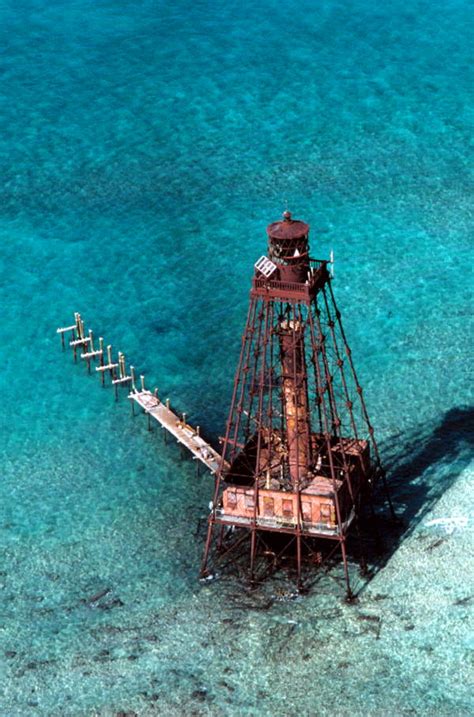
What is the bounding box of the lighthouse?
[200,211,393,599]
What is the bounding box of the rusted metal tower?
[200,211,393,599]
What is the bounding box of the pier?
[129,390,226,475]
[56,312,225,476]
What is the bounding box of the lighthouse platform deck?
[129,390,228,475]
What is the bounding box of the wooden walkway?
[57,311,226,477]
[129,390,228,475]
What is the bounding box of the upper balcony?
[251,258,330,302]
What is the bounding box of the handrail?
[253,278,308,293]
[252,260,329,294]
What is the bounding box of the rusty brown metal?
[279,318,310,486]
[200,212,392,598]
[266,217,310,240]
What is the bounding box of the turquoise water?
[0,0,473,714]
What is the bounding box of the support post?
[217,525,225,551]
[200,519,215,578]
[99,338,105,385]
[249,528,257,584]
[296,531,302,590]
[72,328,77,363]
[340,538,353,602]
[107,345,114,381]
[86,328,93,374]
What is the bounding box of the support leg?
[200,520,215,578]
[340,538,354,602]
[296,532,303,590]
[249,529,257,584]
[216,525,225,552]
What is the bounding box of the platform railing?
[252,259,329,298]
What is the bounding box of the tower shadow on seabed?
[355,404,474,592]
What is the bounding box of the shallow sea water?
[0,0,473,714]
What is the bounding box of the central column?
[279,319,310,486]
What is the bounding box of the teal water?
[0,0,473,714]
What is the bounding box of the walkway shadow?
[358,404,473,579]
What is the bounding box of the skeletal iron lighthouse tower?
[201,212,392,598]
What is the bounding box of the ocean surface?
[0,0,472,714]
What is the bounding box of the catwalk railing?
[251,258,330,301]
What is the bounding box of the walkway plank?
[129,390,227,475]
